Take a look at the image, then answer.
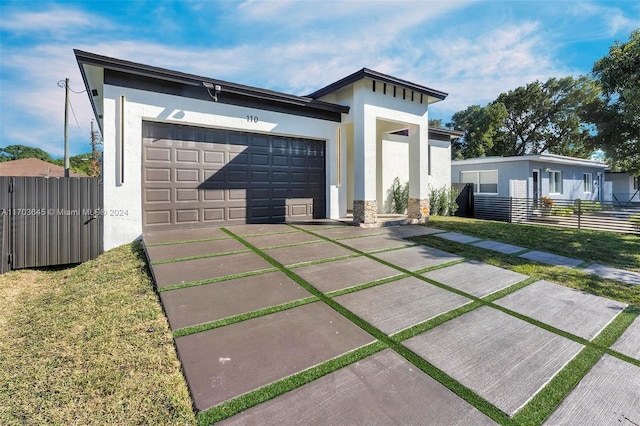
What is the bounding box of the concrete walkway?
[432,229,640,286]
[143,223,640,425]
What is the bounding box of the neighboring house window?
[634,176,640,191]
[549,171,563,194]
[460,170,498,194]
[583,173,592,193]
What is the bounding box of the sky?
[0,0,638,158]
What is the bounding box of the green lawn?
[0,243,195,425]
[427,216,640,272]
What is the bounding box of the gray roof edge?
[73,49,349,114]
[452,154,608,168]
[429,127,464,138]
[307,67,449,101]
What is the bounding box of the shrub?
[429,186,458,216]
[391,177,409,214]
[540,196,554,208]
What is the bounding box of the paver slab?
[543,354,640,425]
[151,252,272,289]
[219,349,497,426]
[223,223,296,236]
[159,271,312,330]
[334,277,471,335]
[582,263,640,286]
[404,306,583,416]
[145,238,247,263]
[310,226,386,239]
[382,225,446,239]
[495,280,626,340]
[372,245,462,271]
[174,302,375,411]
[244,231,321,248]
[423,260,528,297]
[611,317,640,360]
[265,240,353,266]
[472,240,526,255]
[338,234,414,252]
[293,256,402,293]
[436,231,482,244]
[143,227,228,245]
[519,250,582,268]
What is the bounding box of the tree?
[0,145,59,163]
[591,29,640,174]
[448,76,601,159]
[428,118,443,128]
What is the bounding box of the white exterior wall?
[102,84,342,250]
[381,134,409,213]
[428,139,451,191]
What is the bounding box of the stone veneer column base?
[353,200,378,224]
[407,198,430,224]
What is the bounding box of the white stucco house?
[75,50,458,250]
[605,171,640,205]
[451,154,610,202]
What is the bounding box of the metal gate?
[0,177,103,274]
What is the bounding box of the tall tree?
[448,104,506,159]
[590,29,640,174]
[0,145,58,163]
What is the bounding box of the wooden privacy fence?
[471,195,640,235]
[0,177,103,274]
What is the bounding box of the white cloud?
[0,6,113,35]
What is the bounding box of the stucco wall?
[102,84,342,250]
[380,135,409,213]
[428,139,452,191]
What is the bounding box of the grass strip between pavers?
[144,236,231,247]
[172,296,318,338]
[196,341,388,425]
[282,253,360,268]
[324,274,407,298]
[513,305,640,425]
[223,227,514,425]
[156,268,278,292]
[150,249,250,265]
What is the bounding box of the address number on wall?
[246,115,259,123]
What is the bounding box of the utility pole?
[89,120,102,177]
[63,77,70,178]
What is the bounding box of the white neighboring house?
[451,154,610,202]
[75,50,456,250]
[605,172,640,205]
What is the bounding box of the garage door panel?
[142,122,325,230]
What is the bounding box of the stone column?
[353,199,377,224]
[407,198,429,223]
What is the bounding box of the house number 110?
[246,115,259,123]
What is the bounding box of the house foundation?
[353,200,378,224]
[407,197,430,223]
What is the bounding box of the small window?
[634,176,640,191]
[549,171,562,194]
[583,173,592,193]
[460,170,498,194]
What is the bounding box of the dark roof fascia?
[73,49,349,116]
[429,127,464,139]
[308,68,448,101]
[75,52,102,133]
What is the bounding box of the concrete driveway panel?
[293,256,402,293]
[404,306,583,416]
[611,317,640,360]
[543,355,640,425]
[338,234,414,252]
[495,280,626,340]
[334,277,471,335]
[175,302,375,411]
[519,250,582,268]
[151,252,272,289]
[143,227,229,244]
[265,240,353,266]
[244,231,321,248]
[437,232,482,244]
[582,263,640,286]
[159,271,312,330]
[145,238,246,263]
[224,223,296,236]
[310,226,386,239]
[423,260,528,297]
[219,349,497,426]
[381,225,446,238]
[372,245,462,271]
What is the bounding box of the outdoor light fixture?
[203,82,221,102]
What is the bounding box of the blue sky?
[1,0,638,158]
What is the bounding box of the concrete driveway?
[143,222,640,425]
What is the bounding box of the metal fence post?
[577,199,581,229]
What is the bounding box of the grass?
[427,216,640,272]
[0,242,195,425]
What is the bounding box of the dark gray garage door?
[142,121,326,231]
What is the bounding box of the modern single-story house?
[75,50,458,250]
[451,154,610,202]
[0,158,87,177]
[605,171,640,205]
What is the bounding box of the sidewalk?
[431,230,640,286]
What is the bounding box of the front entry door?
[532,170,540,202]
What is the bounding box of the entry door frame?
[532,169,541,203]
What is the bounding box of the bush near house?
[429,186,458,216]
[391,177,409,214]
